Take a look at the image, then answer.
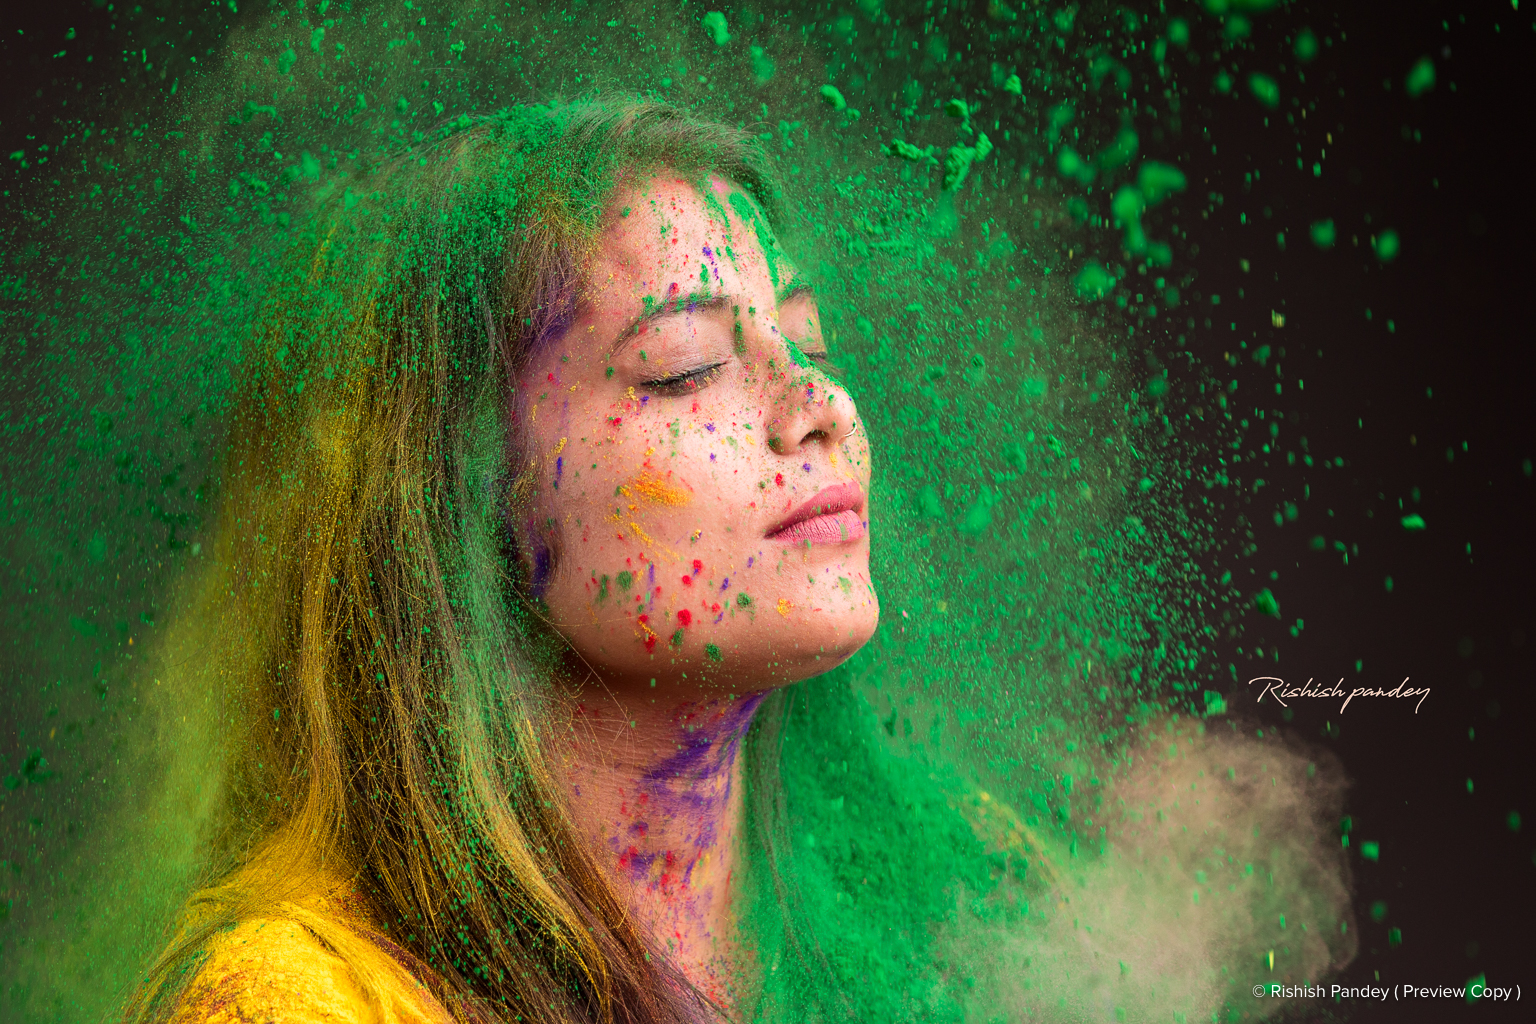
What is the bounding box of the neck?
[550,682,770,1006]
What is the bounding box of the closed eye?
[802,349,844,380]
[640,362,726,396]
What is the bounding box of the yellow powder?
[626,472,690,506]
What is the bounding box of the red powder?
[775,472,784,486]
[677,610,692,627]
[692,559,703,573]
[681,575,693,586]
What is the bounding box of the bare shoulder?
[170,917,380,1024]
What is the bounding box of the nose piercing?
[841,420,860,440]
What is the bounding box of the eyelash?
[803,350,843,379]
[641,362,726,395]
[640,349,837,396]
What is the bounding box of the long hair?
[125,101,779,1024]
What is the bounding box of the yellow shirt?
[172,917,380,1024]
[169,905,454,1024]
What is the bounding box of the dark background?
[1179,3,1536,1019]
[3,1,1532,1020]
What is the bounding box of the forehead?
[600,172,774,267]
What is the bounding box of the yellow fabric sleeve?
[169,917,383,1024]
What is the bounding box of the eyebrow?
[608,282,817,359]
[610,292,730,358]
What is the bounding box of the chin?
[784,599,881,683]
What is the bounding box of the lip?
[764,482,868,544]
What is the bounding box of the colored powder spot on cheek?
[629,472,690,506]
[776,598,792,617]
[681,575,693,586]
[692,559,703,574]
[775,473,784,487]
[644,636,657,653]
[705,423,715,432]
[670,628,685,648]
[704,643,723,662]
[719,578,730,591]
[606,366,615,378]
[736,592,752,608]
[616,570,634,591]
[677,609,692,627]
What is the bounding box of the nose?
[735,285,857,457]
[763,362,856,456]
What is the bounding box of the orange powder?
[624,472,691,507]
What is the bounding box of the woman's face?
[518,170,877,693]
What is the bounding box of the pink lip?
[765,482,868,544]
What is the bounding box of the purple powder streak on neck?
[642,691,769,787]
